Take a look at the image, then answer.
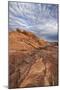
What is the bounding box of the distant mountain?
[9,28,58,88]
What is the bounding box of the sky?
[8,2,58,42]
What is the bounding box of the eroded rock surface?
[9,29,58,88]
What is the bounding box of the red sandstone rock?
[9,29,58,88]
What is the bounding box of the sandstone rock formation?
[9,29,58,88]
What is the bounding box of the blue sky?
[8,2,58,42]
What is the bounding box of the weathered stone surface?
[9,29,58,88]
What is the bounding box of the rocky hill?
[9,29,58,88]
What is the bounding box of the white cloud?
[8,2,58,41]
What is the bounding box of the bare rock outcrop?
[9,29,58,88]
